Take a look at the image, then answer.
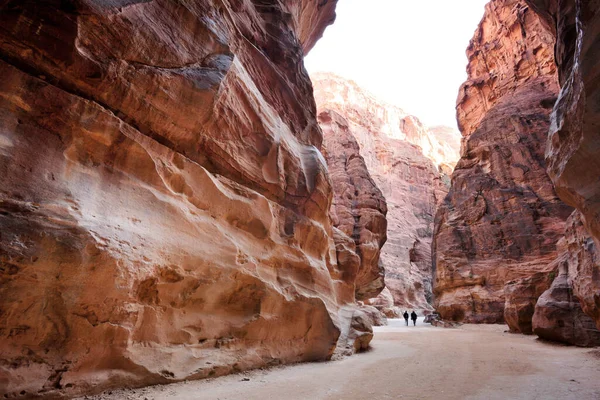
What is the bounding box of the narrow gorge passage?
[2,0,600,398]
[84,322,600,400]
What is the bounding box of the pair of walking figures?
[403,311,417,326]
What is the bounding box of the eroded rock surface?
[433,0,573,323]
[0,1,379,398]
[365,287,402,319]
[533,263,600,347]
[313,73,458,310]
[525,0,600,330]
[318,109,388,301]
[504,266,557,333]
[560,211,600,330]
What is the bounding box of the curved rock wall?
[433,0,573,323]
[0,1,380,398]
[313,73,458,310]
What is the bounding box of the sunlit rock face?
[433,0,573,323]
[318,110,388,301]
[312,73,460,172]
[0,1,383,397]
[313,73,458,310]
[525,0,600,331]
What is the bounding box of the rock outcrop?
[318,109,388,301]
[0,1,387,398]
[504,269,556,333]
[313,73,459,311]
[524,0,600,330]
[365,287,402,319]
[433,0,573,323]
[527,210,600,343]
[533,262,600,347]
[559,211,600,330]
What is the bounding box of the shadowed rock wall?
[433,0,573,323]
[525,0,600,332]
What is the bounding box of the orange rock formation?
[312,73,459,311]
[318,110,388,301]
[0,1,387,397]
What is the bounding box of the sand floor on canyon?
[86,317,600,400]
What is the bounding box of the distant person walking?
[403,311,409,326]
[411,311,418,326]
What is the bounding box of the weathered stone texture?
[533,262,600,347]
[433,0,572,323]
[0,1,386,398]
[525,0,600,331]
[313,73,458,311]
[318,109,388,301]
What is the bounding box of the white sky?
[305,0,490,129]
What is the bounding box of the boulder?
[504,269,557,333]
[533,264,600,346]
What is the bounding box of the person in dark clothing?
[403,311,409,326]
[411,311,418,326]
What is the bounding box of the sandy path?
[86,318,600,400]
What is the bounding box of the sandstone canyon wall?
[313,73,460,311]
[317,110,388,301]
[523,0,600,334]
[0,1,390,397]
[433,0,573,324]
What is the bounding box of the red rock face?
[533,262,600,347]
[504,204,600,340]
[318,110,388,301]
[560,211,600,329]
[0,1,380,397]
[528,210,600,344]
[433,0,573,323]
[525,0,600,331]
[456,0,557,138]
[312,73,458,311]
[504,269,556,333]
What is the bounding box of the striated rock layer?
[433,0,573,323]
[0,1,389,398]
[524,0,600,331]
[312,73,459,310]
